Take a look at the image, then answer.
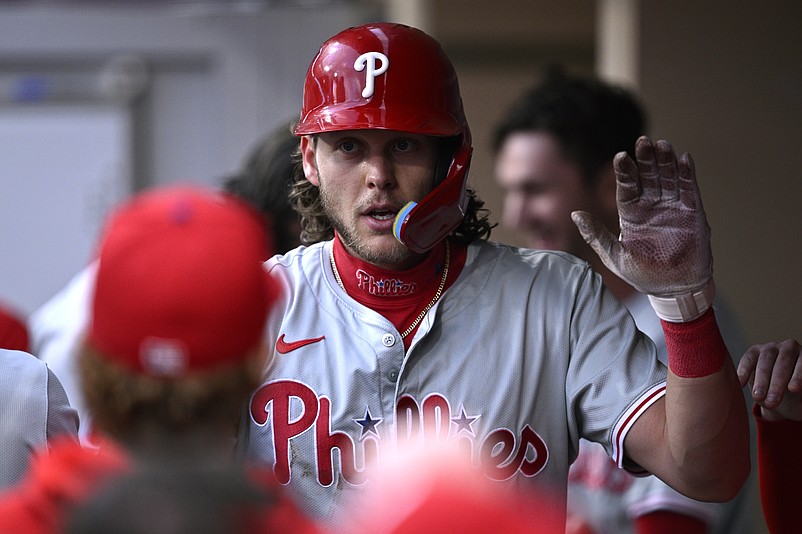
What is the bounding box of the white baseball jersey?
[567,291,754,534]
[0,348,79,488]
[28,263,96,442]
[243,239,668,526]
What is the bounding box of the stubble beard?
[318,184,413,268]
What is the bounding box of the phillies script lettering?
[356,269,416,296]
[250,380,549,486]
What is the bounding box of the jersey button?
[381,333,395,347]
[388,369,399,381]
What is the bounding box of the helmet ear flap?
[434,136,462,187]
[393,146,473,253]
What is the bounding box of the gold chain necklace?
[329,241,450,339]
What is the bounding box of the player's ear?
[300,135,320,187]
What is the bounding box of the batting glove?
[571,136,714,322]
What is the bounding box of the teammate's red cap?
[87,185,279,377]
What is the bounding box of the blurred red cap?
[87,185,279,377]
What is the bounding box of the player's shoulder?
[471,240,591,275]
[265,242,325,272]
[456,241,595,304]
[263,241,332,302]
[0,348,48,387]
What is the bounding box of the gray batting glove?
[571,136,714,322]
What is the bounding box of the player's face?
[301,129,439,270]
[494,131,595,256]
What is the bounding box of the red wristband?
[662,308,727,378]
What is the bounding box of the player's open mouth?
[367,209,397,221]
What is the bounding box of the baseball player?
[738,338,802,534]
[1,277,78,491]
[492,69,754,534]
[1,301,79,489]
[242,22,750,529]
[0,185,317,533]
[0,347,78,489]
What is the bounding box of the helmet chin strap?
[393,146,472,253]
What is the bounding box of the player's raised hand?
[737,339,802,422]
[571,136,713,321]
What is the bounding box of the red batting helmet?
[295,22,473,253]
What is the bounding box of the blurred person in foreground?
[28,120,301,443]
[343,442,565,534]
[0,185,318,533]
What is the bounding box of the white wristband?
[648,280,716,323]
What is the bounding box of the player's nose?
[364,154,396,190]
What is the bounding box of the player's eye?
[338,140,358,153]
[394,139,416,152]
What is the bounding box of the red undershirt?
[331,234,466,350]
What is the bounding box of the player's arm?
[736,339,802,534]
[622,307,749,501]
[45,367,80,442]
[572,137,750,502]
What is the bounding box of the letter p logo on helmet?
[294,22,468,139]
[354,52,389,99]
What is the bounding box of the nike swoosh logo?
[275,334,325,354]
